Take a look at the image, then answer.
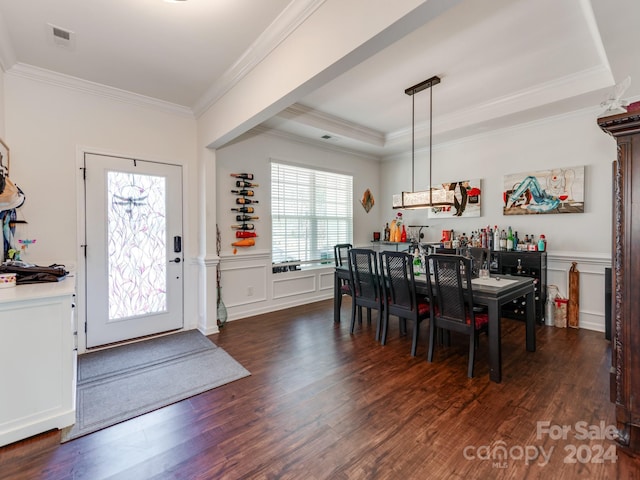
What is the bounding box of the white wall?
[0,69,5,137]
[4,73,199,349]
[381,107,615,331]
[215,131,381,319]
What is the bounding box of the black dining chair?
[427,254,488,377]
[334,243,353,316]
[348,248,384,340]
[379,250,432,356]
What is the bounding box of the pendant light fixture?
[393,75,454,209]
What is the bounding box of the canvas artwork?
[428,179,482,218]
[503,166,585,215]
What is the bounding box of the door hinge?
[81,244,87,258]
[84,322,87,333]
[80,166,86,180]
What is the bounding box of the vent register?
[48,23,75,50]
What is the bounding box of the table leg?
[488,300,502,383]
[526,289,536,351]
[334,270,340,323]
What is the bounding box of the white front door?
[84,153,183,348]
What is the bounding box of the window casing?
[271,162,353,266]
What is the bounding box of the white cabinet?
[0,279,76,447]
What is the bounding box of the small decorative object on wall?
[428,179,481,218]
[0,138,9,175]
[215,224,227,328]
[503,166,585,215]
[0,138,9,196]
[361,188,374,213]
[230,173,258,253]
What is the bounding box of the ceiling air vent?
[47,23,75,50]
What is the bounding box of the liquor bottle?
[230,173,254,180]
[513,231,519,250]
[400,225,407,242]
[235,180,259,188]
[231,189,255,196]
[235,215,259,222]
[236,198,259,205]
[493,226,500,252]
[506,227,514,251]
[499,230,507,251]
[231,223,255,230]
[231,206,255,213]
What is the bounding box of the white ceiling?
[0,0,638,159]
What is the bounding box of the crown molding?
[192,0,326,117]
[7,63,194,117]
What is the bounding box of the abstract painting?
[428,179,482,218]
[503,166,585,215]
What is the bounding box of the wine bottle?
[236,231,258,238]
[236,180,259,188]
[230,173,254,180]
[231,223,255,230]
[231,189,255,196]
[231,206,255,213]
[236,215,259,222]
[506,227,514,251]
[236,198,259,205]
[499,230,507,251]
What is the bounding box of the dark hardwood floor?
[1,299,639,479]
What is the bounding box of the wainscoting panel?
[219,261,268,308]
[319,271,335,291]
[273,273,317,299]
[546,251,611,332]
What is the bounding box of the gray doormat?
[61,330,249,442]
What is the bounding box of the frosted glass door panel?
[85,154,183,348]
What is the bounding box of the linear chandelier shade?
[393,75,454,209]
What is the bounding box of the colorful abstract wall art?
[503,166,585,215]
[428,179,482,218]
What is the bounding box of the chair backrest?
[348,248,380,302]
[334,243,352,267]
[463,247,490,278]
[379,251,421,315]
[429,254,477,330]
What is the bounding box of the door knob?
[170,257,181,263]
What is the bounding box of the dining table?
[334,265,536,383]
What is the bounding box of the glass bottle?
[506,227,514,251]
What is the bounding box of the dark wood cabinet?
[598,111,640,453]
[489,250,547,324]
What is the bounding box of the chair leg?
[400,318,407,336]
[427,321,435,362]
[411,319,420,357]
[366,308,372,325]
[350,300,357,334]
[468,333,476,378]
[381,310,389,345]
[375,307,383,342]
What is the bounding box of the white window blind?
[271,162,353,265]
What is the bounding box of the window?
[271,161,353,266]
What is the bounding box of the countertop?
[0,275,76,302]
